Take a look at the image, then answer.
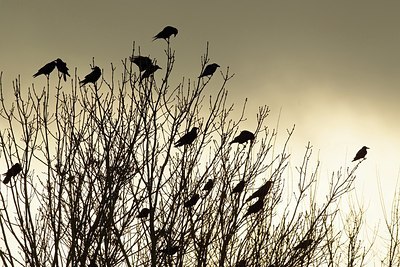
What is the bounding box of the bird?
[33,60,56,78]
[88,259,98,267]
[230,130,255,145]
[184,193,200,208]
[246,181,273,202]
[137,208,150,218]
[141,64,161,80]
[294,239,313,250]
[3,163,22,184]
[55,58,70,81]
[160,245,180,255]
[199,63,220,78]
[153,26,178,41]
[174,127,199,147]
[130,56,154,72]
[80,66,101,86]
[235,260,246,267]
[244,198,264,217]
[352,146,369,161]
[203,179,214,191]
[231,180,245,194]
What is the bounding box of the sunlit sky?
[1,0,400,258]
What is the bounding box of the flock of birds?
[31,26,220,86]
[2,25,371,265]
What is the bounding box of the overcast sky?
[1,0,400,254]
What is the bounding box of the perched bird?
[184,193,200,208]
[160,245,180,255]
[199,63,220,78]
[174,127,199,147]
[33,60,56,78]
[80,66,101,86]
[130,56,154,72]
[137,208,150,218]
[294,239,313,250]
[55,58,70,81]
[153,26,178,41]
[246,181,273,202]
[203,179,214,191]
[244,198,264,217]
[88,259,98,267]
[352,146,369,161]
[235,260,246,267]
[230,130,255,145]
[141,64,161,80]
[3,163,22,184]
[231,180,245,194]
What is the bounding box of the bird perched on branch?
[230,130,255,145]
[33,60,56,78]
[235,260,246,267]
[160,245,180,255]
[80,66,101,86]
[231,179,245,194]
[203,179,214,191]
[88,259,98,267]
[3,163,22,184]
[199,63,220,78]
[140,64,161,80]
[174,127,199,147]
[246,181,273,202]
[130,56,154,72]
[137,208,150,218]
[55,58,70,81]
[294,239,313,250]
[244,198,264,217]
[184,193,200,208]
[153,26,178,41]
[352,146,369,161]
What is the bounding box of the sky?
[1,0,400,258]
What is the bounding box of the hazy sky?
[1,0,400,255]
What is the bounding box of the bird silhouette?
[244,198,264,217]
[160,245,180,255]
[203,179,214,191]
[199,63,220,78]
[141,64,161,80]
[153,26,178,41]
[352,146,369,161]
[130,56,154,72]
[184,193,200,208]
[174,127,199,147]
[137,208,150,218]
[230,130,255,145]
[33,60,56,78]
[3,163,22,184]
[246,181,273,202]
[88,259,98,267]
[235,260,246,267]
[294,239,313,250]
[55,58,70,81]
[231,180,245,194]
[80,66,101,86]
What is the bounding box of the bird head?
[155,65,162,70]
[213,63,220,68]
[363,146,370,150]
[192,127,199,133]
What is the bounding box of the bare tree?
[0,39,367,267]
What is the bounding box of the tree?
[0,39,366,266]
